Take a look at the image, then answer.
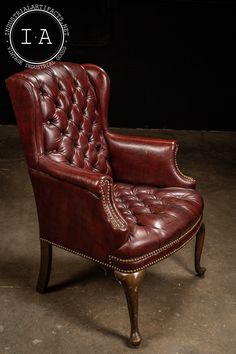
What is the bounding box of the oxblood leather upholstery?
[6,62,204,273]
[112,184,203,271]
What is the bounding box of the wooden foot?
[36,240,52,293]
[115,270,145,346]
[195,223,206,277]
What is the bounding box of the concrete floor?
[0,126,236,354]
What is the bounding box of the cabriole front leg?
[195,223,206,277]
[36,240,52,293]
[115,270,145,346]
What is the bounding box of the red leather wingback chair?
[6,62,206,346]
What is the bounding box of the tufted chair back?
[8,62,112,176]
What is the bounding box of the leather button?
[58,83,63,90]
[52,149,57,153]
[47,120,50,125]
[40,88,47,95]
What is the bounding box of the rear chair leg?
[36,240,52,293]
[115,270,145,346]
[195,223,206,277]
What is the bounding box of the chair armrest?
[106,132,196,189]
[30,163,128,252]
[38,155,112,196]
[37,155,128,234]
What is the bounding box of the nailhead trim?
[174,147,195,183]
[109,216,202,263]
[40,217,202,274]
[110,228,199,273]
[99,179,127,230]
[40,237,112,269]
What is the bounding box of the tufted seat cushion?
[112,183,203,262]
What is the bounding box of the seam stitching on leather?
[109,216,202,263]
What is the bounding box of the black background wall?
[1,0,236,130]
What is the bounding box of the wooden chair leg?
[195,223,206,277]
[115,270,145,346]
[36,240,52,293]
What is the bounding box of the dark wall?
[1,0,236,129]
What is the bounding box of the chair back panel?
[7,62,112,176]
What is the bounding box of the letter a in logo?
[38,29,52,44]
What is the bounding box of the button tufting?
[40,88,47,95]
[58,82,63,91]
[113,183,203,246]
[38,63,112,177]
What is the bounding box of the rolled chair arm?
[106,132,196,189]
[38,155,111,196]
[37,155,128,234]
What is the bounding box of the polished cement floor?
[0,126,235,354]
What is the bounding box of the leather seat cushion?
[113,183,204,259]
